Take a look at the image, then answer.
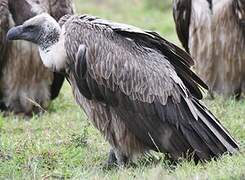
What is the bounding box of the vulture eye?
[25,25,36,31]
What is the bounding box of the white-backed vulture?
[173,0,245,99]
[0,0,74,115]
[6,13,239,165]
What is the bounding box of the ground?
[0,0,245,179]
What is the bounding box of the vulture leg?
[234,87,242,101]
[114,148,130,167]
[0,100,7,111]
[104,149,117,168]
[105,148,130,168]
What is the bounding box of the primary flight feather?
[7,13,239,165]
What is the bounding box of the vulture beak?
[6,25,24,41]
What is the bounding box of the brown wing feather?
[62,16,238,161]
[60,14,207,100]
[78,14,195,68]
[173,0,192,53]
[65,18,183,105]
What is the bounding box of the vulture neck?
[39,26,67,72]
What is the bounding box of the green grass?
[0,0,245,179]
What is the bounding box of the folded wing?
[60,15,239,161]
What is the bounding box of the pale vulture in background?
[7,14,239,165]
[173,0,245,99]
[0,0,74,115]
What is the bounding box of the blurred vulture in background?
[173,0,245,99]
[0,0,74,115]
[7,14,239,165]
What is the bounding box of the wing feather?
[63,16,239,161]
[173,0,192,53]
[61,14,207,100]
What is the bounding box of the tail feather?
[192,98,239,154]
[191,120,226,156]
[156,97,239,162]
[180,125,215,160]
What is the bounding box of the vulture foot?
[234,88,242,101]
[114,149,129,167]
[0,101,7,111]
[1,106,45,119]
[104,149,130,169]
[103,149,117,169]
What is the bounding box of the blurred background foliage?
[144,0,172,10]
[90,0,173,10]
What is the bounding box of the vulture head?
[7,13,66,71]
[7,13,60,47]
